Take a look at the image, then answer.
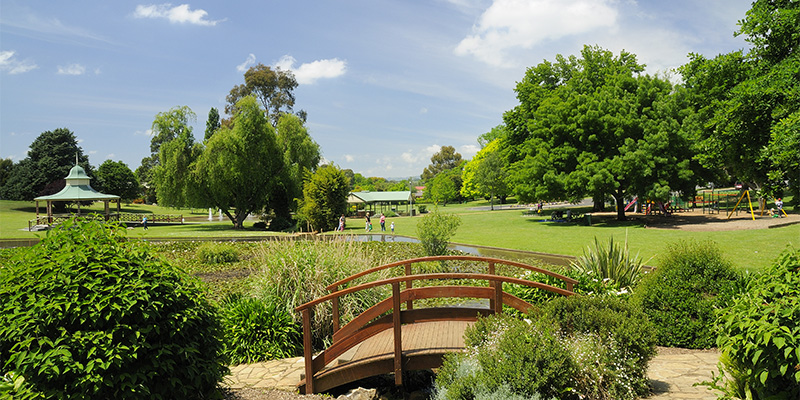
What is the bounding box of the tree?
[503,45,698,220]
[421,145,462,181]
[225,63,299,126]
[679,0,800,202]
[95,160,139,201]
[478,125,508,149]
[0,128,92,201]
[0,158,13,190]
[193,96,285,229]
[296,164,349,232]
[150,107,200,208]
[473,151,509,210]
[461,139,509,204]
[428,172,457,206]
[204,107,220,142]
[137,106,196,203]
[415,211,461,257]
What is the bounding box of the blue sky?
[1,0,752,179]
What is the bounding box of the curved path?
[224,347,722,399]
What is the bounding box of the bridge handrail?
[325,255,578,292]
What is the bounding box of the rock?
[336,387,377,400]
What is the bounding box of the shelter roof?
[34,164,120,202]
[348,191,412,203]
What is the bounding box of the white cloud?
[401,152,418,163]
[57,63,86,75]
[236,53,256,72]
[105,153,115,160]
[275,55,347,85]
[459,144,480,158]
[0,50,38,74]
[419,107,428,114]
[344,154,354,162]
[133,4,222,26]
[455,0,618,67]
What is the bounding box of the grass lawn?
[3,199,798,270]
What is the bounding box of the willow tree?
[193,96,284,229]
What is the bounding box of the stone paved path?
[224,347,724,399]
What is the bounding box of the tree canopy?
[679,0,800,200]
[151,108,201,208]
[193,96,285,229]
[296,164,349,232]
[421,145,463,181]
[0,128,92,201]
[95,160,139,201]
[225,63,299,126]
[503,45,697,220]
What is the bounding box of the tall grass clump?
[632,240,745,348]
[196,242,239,264]
[416,210,461,257]
[249,239,408,347]
[571,236,646,290]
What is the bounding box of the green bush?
[196,242,239,264]
[0,220,227,399]
[631,240,744,348]
[435,296,656,400]
[219,294,302,365]
[415,210,461,257]
[504,265,636,309]
[710,248,800,399]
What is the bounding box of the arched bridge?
[295,255,578,394]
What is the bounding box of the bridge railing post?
[302,308,314,394]
[392,282,403,387]
[488,262,496,310]
[331,286,340,333]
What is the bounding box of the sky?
[1,0,754,179]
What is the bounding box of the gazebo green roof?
[34,165,119,202]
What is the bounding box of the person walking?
[380,213,386,231]
[338,214,345,231]
[365,212,372,231]
[390,221,395,235]
[142,216,148,230]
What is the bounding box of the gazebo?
[34,164,121,225]
[348,191,413,215]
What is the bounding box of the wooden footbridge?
[295,255,578,394]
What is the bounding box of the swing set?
[726,191,787,220]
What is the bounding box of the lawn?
[2,199,798,271]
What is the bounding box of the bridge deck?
[300,320,472,393]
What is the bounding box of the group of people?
[336,212,394,234]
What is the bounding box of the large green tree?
[680,0,800,201]
[296,164,349,232]
[461,139,510,207]
[150,107,200,208]
[204,107,220,142]
[226,64,299,126]
[0,128,92,201]
[421,145,463,181]
[95,160,140,202]
[138,106,196,201]
[504,45,698,220]
[193,96,285,229]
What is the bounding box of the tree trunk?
[614,190,626,221]
[490,193,494,211]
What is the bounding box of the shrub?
[417,204,427,213]
[570,236,645,290]
[710,248,800,399]
[631,240,744,348]
[0,220,227,399]
[504,265,634,308]
[435,296,656,400]
[415,210,461,257]
[219,294,302,365]
[196,242,239,264]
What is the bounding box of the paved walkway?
[224,347,723,398]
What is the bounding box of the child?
[390,221,395,235]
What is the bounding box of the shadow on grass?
[523,212,647,228]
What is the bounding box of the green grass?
[3,199,798,271]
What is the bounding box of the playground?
[601,208,799,231]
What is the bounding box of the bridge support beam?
[302,308,314,394]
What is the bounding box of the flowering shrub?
[434,296,656,400]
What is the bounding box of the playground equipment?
[726,190,756,220]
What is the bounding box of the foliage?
[710,248,800,399]
[0,158,13,189]
[0,220,226,399]
[225,63,299,126]
[196,242,239,264]
[421,145,463,181]
[415,211,461,256]
[631,240,745,348]
[570,236,645,290]
[429,172,458,206]
[679,0,800,199]
[503,45,698,220]
[95,160,139,201]
[218,294,301,365]
[204,107,220,142]
[193,96,285,229]
[151,106,201,207]
[0,128,92,201]
[504,265,634,307]
[296,164,349,232]
[473,150,510,210]
[435,296,656,400]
